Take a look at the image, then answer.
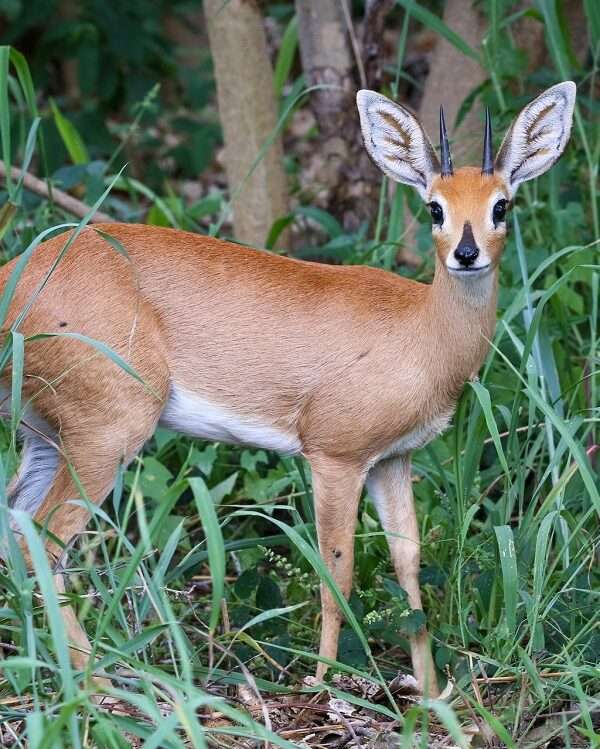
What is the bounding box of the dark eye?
[493,199,507,225]
[429,201,444,225]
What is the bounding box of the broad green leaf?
[50,99,90,165]
[494,525,518,633]
[190,476,225,634]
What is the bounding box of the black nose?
[454,222,479,267]
[454,244,479,267]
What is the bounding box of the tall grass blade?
[190,476,225,635]
[11,511,82,749]
[470,381,510,477]
[9,47,39,116]
[24,331,156,397]
[583,0,600,48]
[9,330,23,452]
[273,15,298,99]
[394,0,480,61]
[494,525,518,633]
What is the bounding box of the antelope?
[0,82,575,697]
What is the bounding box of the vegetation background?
[0,0,598,746]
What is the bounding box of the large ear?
[357,90,440,199]
[495,81,576,196]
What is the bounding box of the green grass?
[0,3,599,747]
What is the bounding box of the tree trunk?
[295,0,380,232]
[393,0,486,265]
[204,0,289,249]
[363,0,394,90]
[417,0,487,163]
[296,0,355,139]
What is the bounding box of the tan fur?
[430,167,507,267]
[1,81,575,696]
[1,202,501,473]
[0,172,503,694]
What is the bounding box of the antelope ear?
[495,81,576,196]
[357,90,440,199]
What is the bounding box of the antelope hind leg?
[366,455,439,697]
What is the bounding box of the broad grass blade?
[190,476,225,634]
[494,525,518,633]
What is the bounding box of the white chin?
[447,264,492,278]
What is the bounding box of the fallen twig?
[0,161,112,223]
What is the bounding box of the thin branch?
[362,0,394,89]
[340,0,367,89]
[0,161,112,223]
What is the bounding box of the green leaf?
[210,472,238,505]
[338,626,368,667]
[9,331,23,445]
[0,656,56,671]
[190,476,225,634]
[472,703,517,748]
[50,99,90,164]
[27,331,154,397]
[394,0,480,62]
[273,15,298,99]
[256,575,283,611]
[0,201,17,240]
[399,608,426,636]
[533,511,556,603]
[236,602,307,637]
[9,47,39,116]
[96,625,170,669]
[266,214,294,250]
[294,205,344,239]
[422,699,470,749]
[494,525,518,633]
[583,0,600,47]
[11,117,41,218]
[470,380,511,477]
[234,567,260,599]
[11,511,76,698]
[383,578,408,603]
[110,175,180,228]
[138,456,173,500]
[536,0,573,78]
[93,228,132,261]
[191,443,218,477]
[240,449,269,472]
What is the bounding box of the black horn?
[439,105,453,177]
[481,106,494,175]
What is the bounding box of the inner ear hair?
[494,81,576,193]
[356,90,440,198]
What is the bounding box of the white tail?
[1,82,576,695]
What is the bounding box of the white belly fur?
[160,384,302,455]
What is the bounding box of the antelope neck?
[426,259,499,381]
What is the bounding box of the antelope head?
[357,82,576,280]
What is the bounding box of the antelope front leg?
[366,455,439,697]
[309,455,365,680]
